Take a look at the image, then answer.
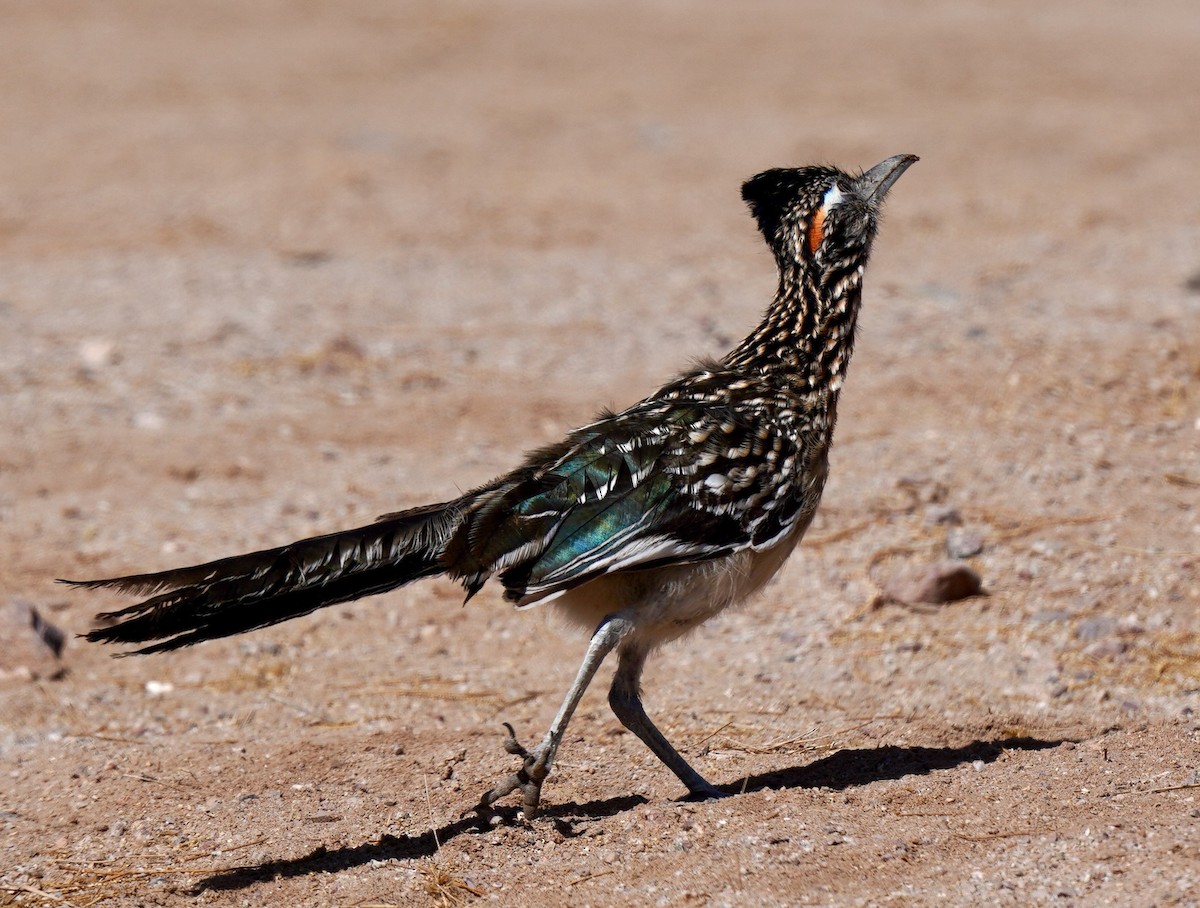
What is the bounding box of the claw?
[501,722,531,758]
[475,724,552,819]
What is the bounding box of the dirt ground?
[2,1,1199,905]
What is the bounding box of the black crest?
[741,166,838,244]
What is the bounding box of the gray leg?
[608,645,727,800]
[478,614,634,817]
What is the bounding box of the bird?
[69,154,917,817]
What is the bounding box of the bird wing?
[447,392,806,605]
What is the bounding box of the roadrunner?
[72,154,916,816]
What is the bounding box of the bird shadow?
[194,735,1063,893]
[725,735,1064,795]
[193,794,647,893]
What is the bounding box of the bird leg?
[608,645,727,800]
[477,614,634,818]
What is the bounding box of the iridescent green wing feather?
[448,405,750,603]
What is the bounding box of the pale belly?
[541,516,811,651]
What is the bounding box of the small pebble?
[78,338,118,369]
[0,600,67,681]
[882,561,984,605]
[1084,639,1129,659]
[946,527,984,558]
[134,411,165,431]
[925,505,962,526]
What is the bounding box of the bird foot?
[680,784,732,803]
[475,723,553,819]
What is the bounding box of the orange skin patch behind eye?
[807,206,825,254]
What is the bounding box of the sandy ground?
[2,1,1199,905]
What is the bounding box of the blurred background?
[2,1,1198,903]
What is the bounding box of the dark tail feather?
[65,500,462,655]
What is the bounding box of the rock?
[1084,639,1130,660]
[30,606,66,657]
[133,410,165,431]
[946,527,985,558]
[882,561,984,605]
[0,600,67,681]
[924,505,962,526]
[78,337,118,369]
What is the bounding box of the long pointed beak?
[857,154,919,202]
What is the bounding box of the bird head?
[741,154,917,275]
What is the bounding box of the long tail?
[66,500,463,655]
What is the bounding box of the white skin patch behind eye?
[823,183,845,210]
